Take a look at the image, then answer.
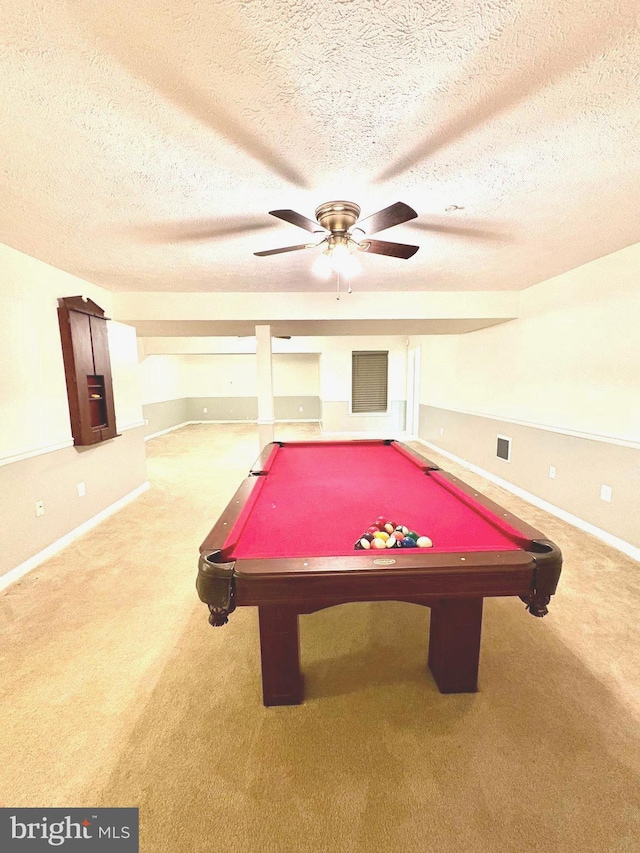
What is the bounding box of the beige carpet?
[1,423,639,852]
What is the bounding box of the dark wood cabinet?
[58,296,119,446]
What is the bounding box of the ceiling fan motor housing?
[314,201,361,233]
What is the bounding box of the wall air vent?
[496,435,511,462]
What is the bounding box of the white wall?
[273,353,320,397]
[137,337,403,431]
[0,243,117,460]
[319,336,408,433]
[114,291,519,324]
[182,354,258,397]
[142,337,308,355]
[139,351,320,403]
[138,355,183,405]
[108,321,144,430]
[319,337,407,403]
[0,244,148,578]
[415,243,640,442]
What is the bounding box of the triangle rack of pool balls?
[354,516,433,550]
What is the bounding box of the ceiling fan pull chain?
[336,270,341,301]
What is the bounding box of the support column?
[255,324,275,449]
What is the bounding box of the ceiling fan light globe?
[330,242,350,268]
[312,251,333,279]
[340,252,361,278]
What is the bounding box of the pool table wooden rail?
[248,438,440,475]
[196,440,562,704]
[198,440,561,614]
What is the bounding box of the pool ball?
[416,536,433,548]
[362,532,374,542]
[383,523,395,534]
[375,516,388,527]
[401,537,416,548]
[407,531,419,542]
[371,538,387,549]
[385,535,397,548]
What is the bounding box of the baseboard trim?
[189,419,256,425]
[145,422,191,440]
[0,439,74,468]
[416,438,640,562]
[1,422,147,465]
[118,419,147,432]
[0,482,151,593]
[145,419,321,440]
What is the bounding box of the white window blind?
[351,351,388,413]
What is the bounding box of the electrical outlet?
[77,481,86,497]
[549,466,556,479]
[600,484,612,502]
[203,407,208,414]
[35,500,44,517]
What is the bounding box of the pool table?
[197,439,562,706]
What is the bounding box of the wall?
[413,242,640,550]
[273,353,321,421]
[0,244,147,578]
[140,350,322,433]
[108,321,145,430]
[138,337,407,435]
[114,290,520,327]
[320,337,407,434]
[138,353,188,436]
[139,354,184,405]
[184,353,259,422]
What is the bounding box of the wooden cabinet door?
[58,296,120,447]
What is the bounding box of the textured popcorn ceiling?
[1,0,639,294]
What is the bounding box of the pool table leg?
[258,606,303,706]
[428,597,483,693]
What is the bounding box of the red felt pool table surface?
[224,440,530,560]
[197,439,562,704]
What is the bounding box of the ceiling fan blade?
[254,243,316,257]
[357,202,418,235]
[357,239,419,259]
[269,209,321,233]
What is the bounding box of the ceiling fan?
[131,205,505,252]
[254,201,419,279]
